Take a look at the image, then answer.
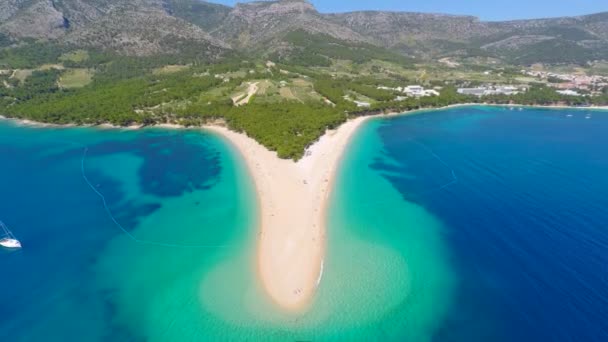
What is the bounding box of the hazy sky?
[208,0,608,21]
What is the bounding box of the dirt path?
[234,82,259,106]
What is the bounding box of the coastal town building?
[557,90,582,96]
[353,100,371,108]
[403,85,424,96]
[522,69,608,92]
[457,88,486,96]
[457,85,525,97]
[343,94,371,107]
[376,85,439,97]
[403,85,439,97]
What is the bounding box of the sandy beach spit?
[205,116,369,311]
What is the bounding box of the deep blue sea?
[369,106,608,341]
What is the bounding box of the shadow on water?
[42,130,224,231]
[87,132,222,197]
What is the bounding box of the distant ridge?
[0,0,607,64]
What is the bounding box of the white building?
[354,100,371,108]
[458,88,487,96]
[403,85,439,97]
[557,90,581,96]
[404,85,424,96]
[458,85,524,97]
[376,84,439,98]
[495,86,519,95]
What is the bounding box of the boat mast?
[0,221,14,239]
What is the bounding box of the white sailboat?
[0,221,21,249]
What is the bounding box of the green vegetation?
[312,77,352,108]
[59,69,94,88]
[11,69,33,83]
[0,43,67,69]
[276,30,413,67]
[1,41,607,161]
[59,50,90,63]
[225,103,345,159]
[153,65,191,75]
[547,76,568,83]
[166,0,230,31]
[0,33,12,48]
[507,39,602,65]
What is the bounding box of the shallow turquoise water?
[0,123,260,340]
[0,119,452,341]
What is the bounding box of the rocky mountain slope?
[1,0,607,64]
[0,0,229,56]
[327,10,608,62]
[1,0,68,39]
[205,0,368,49]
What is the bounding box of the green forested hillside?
[2,46,606,160]
[275,30,413,67]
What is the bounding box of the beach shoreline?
[205,116,370,311]
[2,103,607,131]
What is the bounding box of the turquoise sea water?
[2,105,608,340]
[0,119,448,341]
[0,123,260,340]
[0,118,452,341]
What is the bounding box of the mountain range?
[1,0,608,65]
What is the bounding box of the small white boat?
[0,221,21,249]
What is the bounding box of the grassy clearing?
[252,78,324,104]
[257,80,274,95]
[230,82,249,102]
[515,76,540,83]
[291,78,323,102]
[59,50,89,63]
[279,87,299,101]
[10,64,66,84]
[232,93,247,104]
[252,80,283,104]
[11,69,33,83]
[216,70,248,79]
[198,84,235,104]
[39,64,64,71]
[153,65,190,75]
[345,90,375,104]
[59,69,94,88]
